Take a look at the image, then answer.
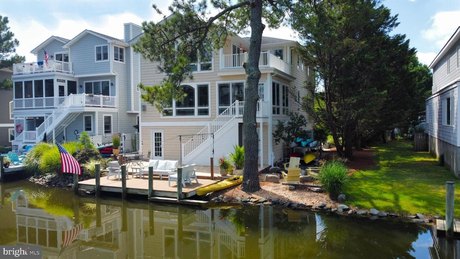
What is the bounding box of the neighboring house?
[139,35,314,167]
[426,26,460,177]
[0,68,14,147]
[11,23,143,152]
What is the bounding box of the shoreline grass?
[346,140,460,217]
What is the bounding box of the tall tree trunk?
[242,0,264,192]
[344,123,354,158]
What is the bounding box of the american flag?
[57,143,81,175]
[62,223,82,248]
[44,50,49,65]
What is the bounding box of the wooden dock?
[78,175,220,203]
[435,219,460,238]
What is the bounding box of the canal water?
[0,180,456,259]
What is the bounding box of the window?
[103,115,112,134]
[218,82,244,113]
[114,46,124,62]
[96,45,108,61]
[84,81,110,95]
[55,52,69,62]
[443,97,453,126]
[272,82,289,115]
[34,80,43,97]
[274,49,284,60]
[68,81,77,95]
[24,81,33,98]
[84,115,93,132]
[189,50,212,71]
[152,131,164,158]
[8,128,14,142]
[14,81,23,99]
[45,79,54,97]
[162,84,209,116]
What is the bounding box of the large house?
[139,35,314,167]
[0,68,14,147]
[11,23,143,153]
[426,26,460,177]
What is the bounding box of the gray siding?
[70,34,110,75]
[432,41,460,94]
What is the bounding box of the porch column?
[267,74,274,165]
[259,121,263,168]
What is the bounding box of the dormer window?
[114,46,124,62]
[96,45,108,61]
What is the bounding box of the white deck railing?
[14,94,116,109]
[13,60,72,75]
[220,51,291,74]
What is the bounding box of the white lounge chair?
[107,161,121,179]
[168,164,199,187]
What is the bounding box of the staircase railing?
[182,101,242,159]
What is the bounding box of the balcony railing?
[220,52,291,74]
[13,60,72,75]
[14,94,116,109]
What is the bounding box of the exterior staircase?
[13,94,88,148]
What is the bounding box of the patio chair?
[107,161,121,180]
[168,164,198,187]
[7,152,22,165]
[283,157,301,183]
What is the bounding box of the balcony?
[220,52,291,75]
[14,94,116,109]
[13,60,72,75]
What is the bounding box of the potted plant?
[218,157,231,176]
[2,156,11,168]
[230,145,244,175]
[112,134,121,156]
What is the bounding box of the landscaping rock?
[337,204,349,213]
[299,175,315,183]
[357,209,368,216]
[264,174,280,183]
[288,185,296,191]
[369,208,379,216]
[416,213,425,220]
[268,166,283,174]
[378,211,388,217]
[318,202,327,209]
[310,187,323,193]
[337,194,346,203]
[348,209,355,215]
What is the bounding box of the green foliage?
[23,143,54,174]
[347,141,460,217]
[0,15,25,68]
[219,156,231,170]
[74,132,101,165]
[0,78,12,89]
[112,134,120,148]
[23,142,82,175]
[83,159,106,178]
[319,160,349,199]
[230,145,245,170]
[273,112,309,145]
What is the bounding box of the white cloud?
[422,10,460,48]
[417,51,437,66]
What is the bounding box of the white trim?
[215,80,245,116]
[0,123,14,127]
[74,73,116,78]
[54,51,69,62]
[8,128,14,142]
[161,82,211,118]
[267,73,273,166]
[83,114,94,133]
[103,114,113,135]
[9,101,13,120]
[95,44,109,62]
[141,121,211,127]
[151,129,164,159]
[82,80,111,95]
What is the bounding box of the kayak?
[196,175,243,196]
[303,153,316,164]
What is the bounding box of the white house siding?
[70,34,111,76]
[432,42,460,94]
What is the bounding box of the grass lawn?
[346,140,460,217]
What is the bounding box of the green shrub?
[319,160,349,199]
[83,159,106,178]
[75,133,101,164]
[23,142,82,175]
[23,143,54,175]
[229,145,244,170]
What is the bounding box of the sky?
[1,0,459,66]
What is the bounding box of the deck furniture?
[141,159,178,179]
[168,164,199,187]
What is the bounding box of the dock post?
[95,163,101,197]
[177,167,183,201]
[446,181,455,238]
[73,173,79,194]
[121,201,127,232]
[210,157,214,180]
[121,165,127,200]
[149,208,155,235]
[0,155,4,182]
[148,166,153,199]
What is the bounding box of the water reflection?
[0,181,458,258]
